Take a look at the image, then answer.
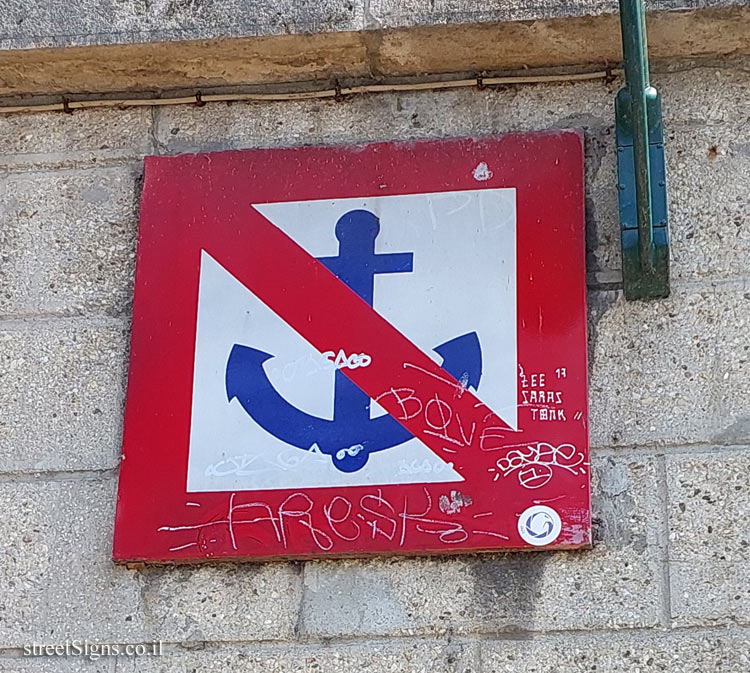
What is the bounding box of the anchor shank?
[317,209,414,430]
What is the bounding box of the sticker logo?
[517,505,562,546]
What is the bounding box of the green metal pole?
[618,0,654,270]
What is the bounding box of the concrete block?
[116,639,473,673]
[480,632,750,672]
[0,318,128,473]
[0,0,55,50]
[583,126,620,274]
[137,562,302,643]
[656,65,750,126]
[666,123,750,281]
[367,0,750,29]
[0,166,139,317]
[0,658,107,673]
[0,0,366,50]
[367,0,621,28]
[670,561,749,628]
[0,473,302,648]
[712,296,750,445]
[300,456,662,637]
[0,109,152,168]
[588,288,750,449]
[667,451,750,626]
[156,80,612,155]
[0,478,146,648]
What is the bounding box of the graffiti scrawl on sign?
[113,134,590,562]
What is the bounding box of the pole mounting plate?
[615,90,670,300]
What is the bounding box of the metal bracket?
[616,0,670,300]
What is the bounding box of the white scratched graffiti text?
[490,442,587,489]
[205,444,329,478]
[158,487,509,554]
[322,350,372,370]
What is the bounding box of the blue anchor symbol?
[226,209,483,473]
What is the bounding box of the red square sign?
[114,133,590,562]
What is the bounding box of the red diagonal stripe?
[205,208,512,480]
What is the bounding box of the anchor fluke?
[225,344,412,472]
[225,333,483,473]
[434,331,482,390]
[226,344,273,402]
[226,344,333,448]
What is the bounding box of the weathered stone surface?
[0,108,152,168]
[711,292,750,446]
[368,0,747,29]
[657,64,750,126]
[0,32,372,98]
[116,639,473,673]
[0,0,745,51]
[582,124,619,274]
[588,288,750,449]
[156,78,612,153]
[0,477,299,648]
[137,562,302,643]
[669,454,748,535]
[480,632,750,672]
[153,62,750,157]
[0,0,366,50]
[0,318,128,472]
[0,658,107,672]
[368,0,618,28]
[0,479,146,648]
[670,561,749,628]
[300,456,661,637]
[666,124,750,281]
[667,451,750,626]
[365,9,750,77]
[0,478,301,649]
[370,14,622,75]
[0,167,139,317]
[0,4,748,97]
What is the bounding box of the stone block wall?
[0,59,748,671]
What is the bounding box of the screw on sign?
[113,134,590,562]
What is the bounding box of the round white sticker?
[517,505,562,546]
